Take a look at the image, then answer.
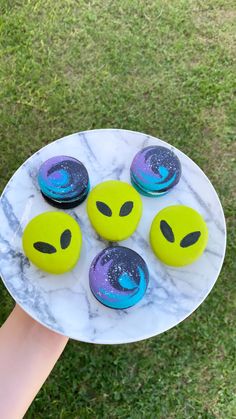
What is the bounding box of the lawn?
[0,0,235,417]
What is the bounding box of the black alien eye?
[33,242,57,254]
[96,201,112,217]
[160,220,175,243]
[60,229,72,249]
[119,201,134,217]
[180,231,201,248]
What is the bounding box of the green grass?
[0,0,235,417]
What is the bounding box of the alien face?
[22,212,82,274]
[87,180,143,241]
[150,205,208,266]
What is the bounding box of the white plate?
[0,129,226,344]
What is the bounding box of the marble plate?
[0,129,226,344]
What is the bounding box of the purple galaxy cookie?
[130,146,181,197]
[38,156,90,209]
[89,246,149,310]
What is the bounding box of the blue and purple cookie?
[38,156,90,209]
[130,146,181,197]
[89,246,149,310]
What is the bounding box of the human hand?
[0,304,68,419]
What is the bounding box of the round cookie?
[38,156,90,209]
[150,205,208,267]
[89,246,149,309]
[130,146,181,197]
[87,180,142,241]
[22,211,82,274]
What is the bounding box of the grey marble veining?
[0,129,226,344]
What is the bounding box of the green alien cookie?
[87,180,143,241]
[150,205,208,267]
[22,211,82,274]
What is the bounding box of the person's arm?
[0,304,68,419]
